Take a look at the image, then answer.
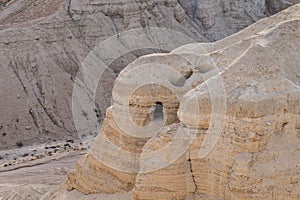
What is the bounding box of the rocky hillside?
[0,0,299,150]
[65,3,300,200]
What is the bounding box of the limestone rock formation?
[66,3,300,200]
[0,0,204,150]
[1,0,299,150]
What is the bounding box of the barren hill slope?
[0,0,299,150]
[65,3,300,200]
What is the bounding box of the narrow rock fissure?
[67,0,75,22]
[188,150,198,193]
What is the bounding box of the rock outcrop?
[1,0,300,150]
[66,3,300,200]
[0,0,204,150]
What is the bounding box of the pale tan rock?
[67,4,300,200]
[66,53,195,194]
[1,0,299,150]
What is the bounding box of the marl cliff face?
[0,0,299,150]
[66,4,300,199]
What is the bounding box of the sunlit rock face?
[66,3,300,200]
[1,0,299,150]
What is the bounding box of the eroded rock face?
[0,0,299,150]
[0,0,205,150]
[66,4,300,200]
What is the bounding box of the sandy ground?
[0,148,131,200]
[0,150,82,199]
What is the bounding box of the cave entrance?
[153,102,164,121]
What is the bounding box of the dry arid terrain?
[65,4,300,200]
[0,0,300,200]
[1,0,298,150]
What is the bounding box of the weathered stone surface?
[0,0,205,150]
[67,3,300,200]
[1,0,299,150]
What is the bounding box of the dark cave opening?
[153,102,164,120]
